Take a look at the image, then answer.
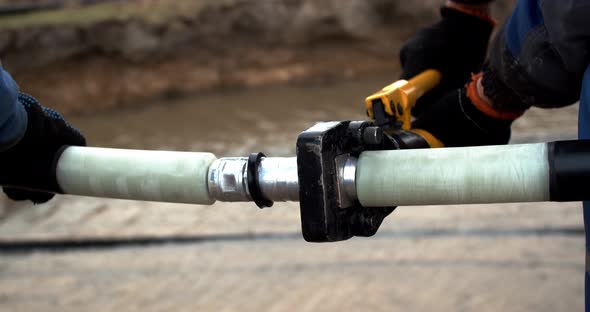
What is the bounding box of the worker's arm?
[483,0,590,110]
[411,0,590,147]
[0,65,27,151]
[0,65,86,204]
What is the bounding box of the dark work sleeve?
[0,65,27,151]
[483,0,590,110]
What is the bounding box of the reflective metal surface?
[335,154,358,208]
[206,155,357,204]
[207,157,251,202]
[258,157,299,202]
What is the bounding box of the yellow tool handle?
[402,69,442,104]
[365,69,442,130]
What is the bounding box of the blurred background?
[0,0,584,311]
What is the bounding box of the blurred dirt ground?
[0,0,516,115]
[0,73,584,311]
[0,1,575,311]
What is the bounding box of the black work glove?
[400,7,494,116]
[0,93,86,204]
[408,62,533,148]
[413,88,510,147]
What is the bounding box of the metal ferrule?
[336,155,358,208]
[258,157,299,202]
[207,157,251,202]
[207,155,357,204]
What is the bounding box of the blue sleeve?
[578,65,590,312]
[485,0,590,110]
[0,65,27,151]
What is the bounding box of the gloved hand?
[412,73,525,147]
[400,6,494,116]
[0,89,86,204]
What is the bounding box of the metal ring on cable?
[248,153,274,208]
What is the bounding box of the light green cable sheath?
[356,143,550,207]
[56,147,217,205]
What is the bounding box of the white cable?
[356,143,550,206]
[56,147,217,205]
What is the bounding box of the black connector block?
[296,121,397,242]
